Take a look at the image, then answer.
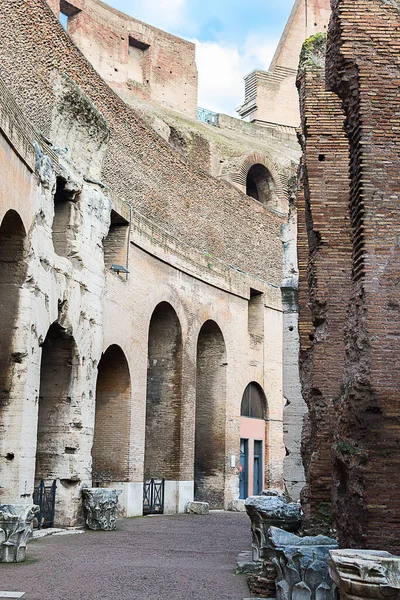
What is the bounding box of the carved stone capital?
[329,550,400,600]
[269,526,338,600]
[82,488,121,531]
[245,490,302,561]
[0,504,39,563]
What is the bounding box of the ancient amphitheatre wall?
[0,0,285,286]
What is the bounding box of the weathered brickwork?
[0,0,287,285]
[238,0,331,128]
[62,0,198,118]
[296,35,352,534]
[324,0,400,552]
[298,0,400,552]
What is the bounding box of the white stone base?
[101,482,143,517]
[229,499,246,512]
[186,501,209,515]
[99,481,194,516]
[164,480,194,514]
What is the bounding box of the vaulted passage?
[195,321,227,508]
[145,302,183,481]
[246,164,276,205]
[0,210,26,405]
[92,345,131,483]
[35,323,77,484]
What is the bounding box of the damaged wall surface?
[297,0,400,553]
[0,0,303,525]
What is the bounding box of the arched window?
[246,164,276,205]
[241,382,265,419]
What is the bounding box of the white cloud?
[193,35,279,117]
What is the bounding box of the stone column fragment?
[269,526,338,600]
[0,504,39,563]
[329,550,400,600]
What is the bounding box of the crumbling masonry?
[297,0,400,553]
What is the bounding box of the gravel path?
[0,512,252,600]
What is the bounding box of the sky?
[101,0,295,116]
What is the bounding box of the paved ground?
[0,512,253,600]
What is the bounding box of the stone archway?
[0,210,27,406]
[144,302,183,481]
[92,345,131,484]
[35,322,79,525]
[194,320,227,508]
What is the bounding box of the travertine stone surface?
[82,489,121,531]
[0,505,39,563]
[329,550,400,600]
[186,501,209,515]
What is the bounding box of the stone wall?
[0,0,287,286]
[0,0,310,523]
[238,0,331,128]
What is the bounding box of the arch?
[92,345,131,483]
[35,323,77,483]
[0,210,27,404]
[246,163,276,205]
[144,302,183,481]
[194,320,227,508]
[240,382,267,419]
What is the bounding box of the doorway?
[239,438,249,499]
[253,440,263,495]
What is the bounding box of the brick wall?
[324,0,400,552]
[63,0,198,118]
[194,320,227,508]
[0,0,286,286]
[296,35,352,533]
[92,345,131,483]
[145,302,183,481]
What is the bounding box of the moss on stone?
[298,33,327,73]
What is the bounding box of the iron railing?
[143,478,165,515]
[33,480,57,529]
[196,107,219,127]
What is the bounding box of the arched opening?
[35,323,78,524]
[92,345,131,484]
[195,320,227,508]
[239,382,268,499]
[246,164,276,205]
[145,302,182,481]
[52,177,75,257]
[0,210,26,405]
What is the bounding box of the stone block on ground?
[186,501,209,515]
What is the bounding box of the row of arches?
[0,209,269,513]
[92,304,231,507]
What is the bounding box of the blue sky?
[101,0,295,115]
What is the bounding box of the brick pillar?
[296,34,352,534]
[325,0,400,552]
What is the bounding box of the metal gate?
[33,480,57,529]
[143,478,165,515]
